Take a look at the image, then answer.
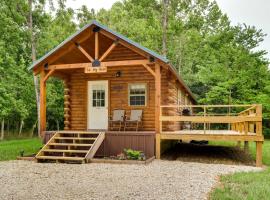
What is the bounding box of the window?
[92,89,105,107]
[129,83,147,106]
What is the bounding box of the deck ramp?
[36,131,105,163]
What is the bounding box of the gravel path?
[0,160,260,200]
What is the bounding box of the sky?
[66,0,270,60]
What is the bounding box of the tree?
[162,0,169,56]
[28,0,40,136]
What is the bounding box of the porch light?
[115,71,122,77]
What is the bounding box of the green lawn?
[0,138,42,161]
[210,140,270,200]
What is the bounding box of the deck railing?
[160,104,262,136]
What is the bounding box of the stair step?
[58,132,100,135]
[48,143,92,147]
[43,149,88,153]
[54,137,96,140]
[37,156,84,161]
[36,131,105,164]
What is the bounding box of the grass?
[210,140,270,200]
[0,138,42,161]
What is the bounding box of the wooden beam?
[99,41,118,61]
[95,32,99,59]
[160,133,264,142]
[156,134,161,159]
[142,64,156,78]
[99,29,148,59]
[48,63,90,70]
[76,44,94,62]
[48,60,150,70]
[160,105,256,108]
[43,69,55,83]
[101,59,151,67]
[40,70,46,137]
[160,116,262,123]
[256,141,263,167]
[33,28,95,75]
[155,63,161,134]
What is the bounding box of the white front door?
[87,80,108,130]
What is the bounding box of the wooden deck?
[156,104,264,167]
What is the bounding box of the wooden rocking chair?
[124,110,143,131]
[109,109,125,131]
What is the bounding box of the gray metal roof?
[28,20,196,101]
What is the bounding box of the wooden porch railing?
[157,104,264,167]
[159,104,263,136]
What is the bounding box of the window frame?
[128,83,147,107]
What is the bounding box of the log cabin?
[30,20,264,166]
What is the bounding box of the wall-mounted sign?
[85,66,107,73]
[112,85,124,90]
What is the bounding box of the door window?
[92,86,105,107]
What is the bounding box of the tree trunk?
[30,120,37,137]
[19,120,24,136]
[162,0,169,56]
[7,120,9,136]
[28,0,41,137]
[1,119,4,140]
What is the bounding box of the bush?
[123,149,145,160]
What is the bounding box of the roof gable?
[29,20,168,70]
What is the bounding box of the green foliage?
[0,138,42,161]
[124,148,144,160]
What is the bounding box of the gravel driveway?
[0,160,260,200]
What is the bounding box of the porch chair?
[109,109,125,131]
[124,110,143,131]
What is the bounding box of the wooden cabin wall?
[161,71,194,131]
[66,65,193,132]
[68,65,162,131]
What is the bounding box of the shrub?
[124,148,145,160]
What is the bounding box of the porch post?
[256,141,263,167]
[155,63,161,159]
[40,70,46,137]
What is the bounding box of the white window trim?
[128,83,147,106]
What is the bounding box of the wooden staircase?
[36,131,105,163]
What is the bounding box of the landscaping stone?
[0,160,260,200]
